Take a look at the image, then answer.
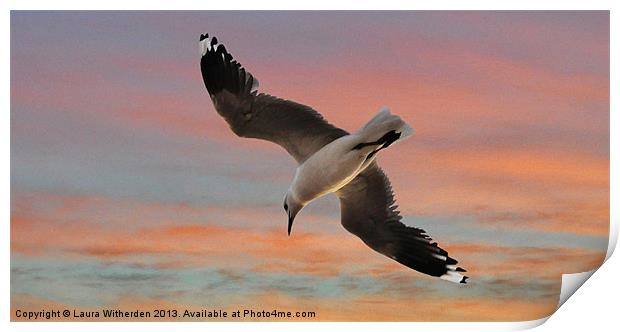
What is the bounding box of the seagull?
[199,33,468,284]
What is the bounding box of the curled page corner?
[556,222,614,309]
[558,270,596,308]
[554,216,616,313]
[605,218,618,261]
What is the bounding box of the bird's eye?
[284,203,288,211]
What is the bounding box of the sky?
[10,11,609,321]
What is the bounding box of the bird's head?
[283,191,305,236]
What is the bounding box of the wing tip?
[199,32,215,56]
[444,260,468,283]
[199,32,260,96]
[440,270,469,284]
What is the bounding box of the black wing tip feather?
[388,221,469,283]
[394,249,469,284]
[199,32,257,97]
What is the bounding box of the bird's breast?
[290,135,370,203]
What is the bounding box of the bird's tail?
[356,107,414,146]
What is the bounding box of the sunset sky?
[11,11,609,321]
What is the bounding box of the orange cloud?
[12,191,606,322]
[377,145,609,237]
[443,243,605,281]
[11,205,373,277]
[11,191,606,284]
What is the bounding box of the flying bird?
[199,33,468,284]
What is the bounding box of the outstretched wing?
[337,162,468,283]
[199,34,347,163]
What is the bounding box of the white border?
[3,1,617,331]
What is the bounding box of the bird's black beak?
[288,214,294,236]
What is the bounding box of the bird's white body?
[288,108,413,205]
[289,134,370,204]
